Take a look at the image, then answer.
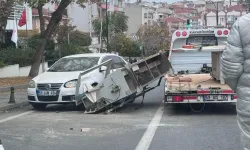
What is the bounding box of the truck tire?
[30,103,47,110]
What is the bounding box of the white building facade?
[205,5,247,27]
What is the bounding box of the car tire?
[76,103,86,111]
[30,103,47,110]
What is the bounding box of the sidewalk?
[0,90,29,111]
[0,84,28,93]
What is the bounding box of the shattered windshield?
[48,57,100,72]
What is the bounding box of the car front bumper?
[27,87,76,104]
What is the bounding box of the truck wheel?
[30,103,47,110]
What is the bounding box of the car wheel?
[30,103,47,110]
[76,103,86,111]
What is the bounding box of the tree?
[28,0,99,77]
[27,33,56,61]
[58,29,92,57]
[0,0,19,46]
[136,23,171,56]
[109,33,141,57]
[238,0,249,12]
[53,20,76,44]
[26,0,64,36]
[92,11,128,51]
[52,21,92,57]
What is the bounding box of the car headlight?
[64,80,77,88]
[28,80,36,88]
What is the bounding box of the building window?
[118,0,122,7]
[144,13,147,18]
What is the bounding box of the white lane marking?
[135,103,164,150]
[135,123,185,128]
[0,111,33,124]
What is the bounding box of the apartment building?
[205,4,247,27]
[124,3,155,35]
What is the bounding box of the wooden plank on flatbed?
[165,74,231,92]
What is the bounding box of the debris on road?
[81,128,90,132]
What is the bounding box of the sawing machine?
[74,52,171,113]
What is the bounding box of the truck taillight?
[173,96,183,102]
[223,30,229,35]
[182,31,187,36]
[217,30,222,35]
[176,31,181,37]
[231,95,237,100]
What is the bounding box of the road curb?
[0,84,28,93]
[0,102,29,111]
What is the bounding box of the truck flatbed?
[165,74,231,93]
[165,28,236,104]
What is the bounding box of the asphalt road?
[0,83,242,150]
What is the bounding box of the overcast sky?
[146,0,180,3]
[127,0,181,4]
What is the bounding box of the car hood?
[33,71,82,83]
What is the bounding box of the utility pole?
[25,0,28,38]
[89,0,92,38]
[147,7,149,27]
[99,6,103,53]
[216,1,219,26]
[106,0,109,52]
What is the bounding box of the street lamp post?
[216,1,219,26]
[106,0,109,52]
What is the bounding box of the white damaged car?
[27,53,127,110]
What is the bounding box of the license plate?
[204,95,228,101]
[166,96,172,101]
[37,90,57,96]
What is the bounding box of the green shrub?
[0,31,93,68]
[27,34,56,61]
[0,47,35,67]
[58,43,91,58]
[0,60,5,68]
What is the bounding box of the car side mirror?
[99,66,107,72]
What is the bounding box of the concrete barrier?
[0,62,48,78]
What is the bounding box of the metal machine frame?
[74,52,171,113]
